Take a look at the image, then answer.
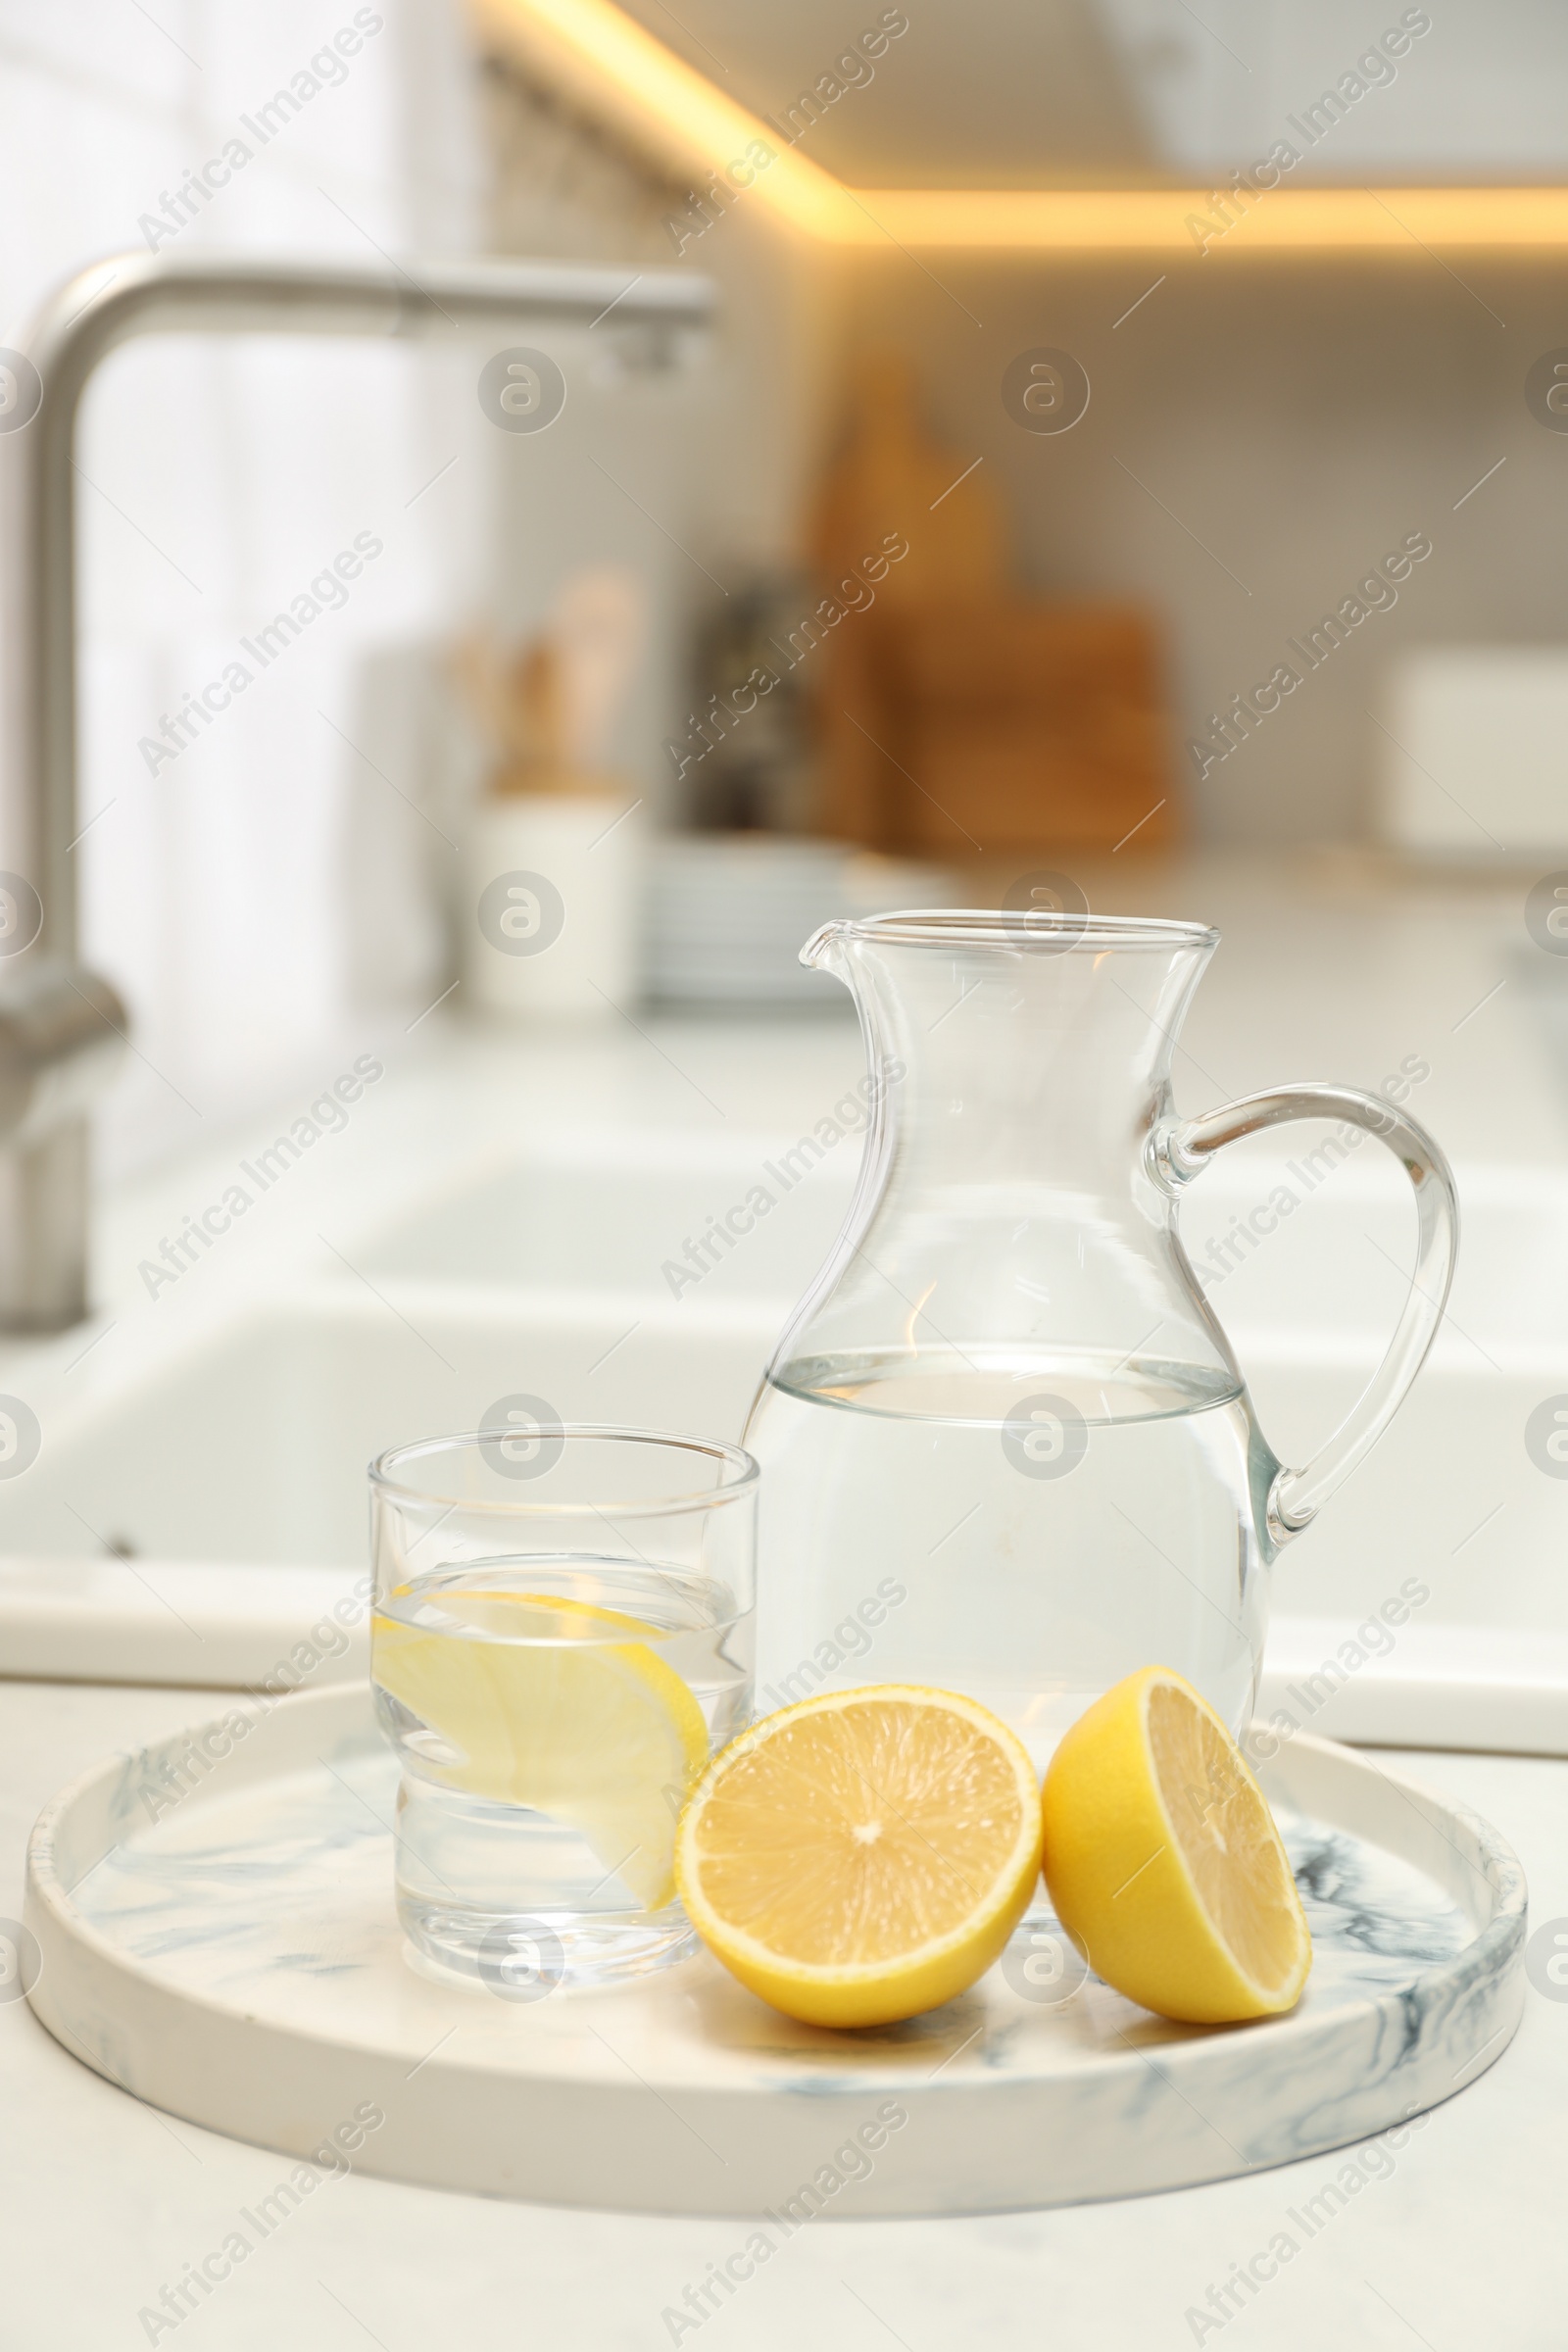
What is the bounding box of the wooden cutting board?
[819,599,1176,858]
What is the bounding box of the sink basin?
[356,1148,856,1302]
[0,1278,777,1687]
[351,1137,1568,1350]
[0,1287,772,1572]
[5,1128,1567,1751]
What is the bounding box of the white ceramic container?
[464,791,644,1020]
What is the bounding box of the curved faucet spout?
[0,249,714,1327]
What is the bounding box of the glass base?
[399,1894,697,1993]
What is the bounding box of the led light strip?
[472,0,1568,252]
[854,184,1568,251]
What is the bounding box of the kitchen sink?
[0,1279,778,1686]
[4,1129,1566,1748]
[355,1147,857,1302]
[0,1288,772,1571]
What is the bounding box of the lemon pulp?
[676,1685,1044,2027]
[373,1589,708,1910]
[1041,1665,1311,2024]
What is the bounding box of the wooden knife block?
[818,599,1175,859]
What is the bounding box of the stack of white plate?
[644,836,956,1007]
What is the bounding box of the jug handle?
[1150,1085,1458,1546]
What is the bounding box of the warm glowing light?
[852,185,1568,252]
[468,0,849,240]
[473,0,1568,253]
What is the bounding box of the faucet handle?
[0,957,126,1145]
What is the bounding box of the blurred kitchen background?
[5,0,1568,1173]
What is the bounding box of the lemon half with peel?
[1041,1665,1311,2025]
[372,1590,707,1909]
[674,1685,1044,2028]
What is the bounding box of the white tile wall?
[0,1,486,1173]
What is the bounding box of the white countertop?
[2,1678,1564,2348]
[1059,848,1568,1171]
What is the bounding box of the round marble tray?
[24,1684,1526,2216]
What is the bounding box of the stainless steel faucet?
[0,249,713,1329]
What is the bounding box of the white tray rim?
[22,1684,1529,2216]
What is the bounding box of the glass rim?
[812,907,1219,954]
[368,1423,760,1518]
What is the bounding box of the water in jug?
[743,908,1455,1769]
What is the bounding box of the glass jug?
[742,909,1456,1768]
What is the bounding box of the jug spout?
[800,919,851,980]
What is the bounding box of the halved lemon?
[1041,1665,1311,2024]
[674,1685,1044,2028]
[372,1591,708,1909]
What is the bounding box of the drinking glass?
[369,1425,757,1988]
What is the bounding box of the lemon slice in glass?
[674,1684,1044,2028]
[372,1591,708,1910]
[1041,1665,1311,2024]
